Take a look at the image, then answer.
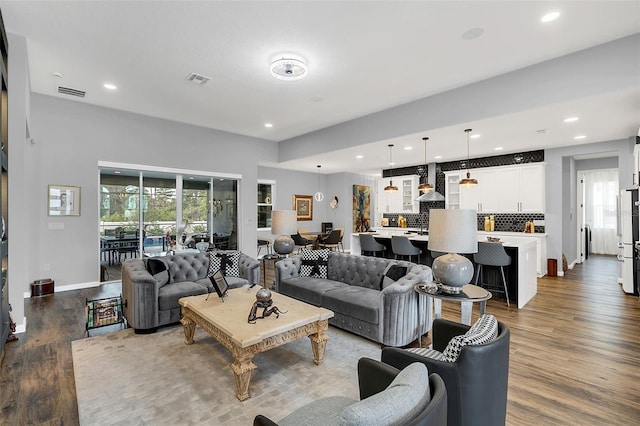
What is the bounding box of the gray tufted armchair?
[122,251,259,333]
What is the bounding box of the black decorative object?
[208,270,229,300]
[248,287,286,324]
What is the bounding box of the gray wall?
[25,93,277,293]
[257,167,377,251]
[545,138,633,273]
[575,157,619,171]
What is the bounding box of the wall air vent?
[58,86,86,98]
[186,73,211,85]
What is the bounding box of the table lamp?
[428,209,478,294]
[271,210,297,256]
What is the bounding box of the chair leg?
[500,266,510,307]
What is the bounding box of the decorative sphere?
[256,287,272,302]
[432,253,474,287]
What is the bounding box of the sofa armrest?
[379,264,434,347]
[239,253,260,286]
[274,257,301,291]
[121,259,159,330]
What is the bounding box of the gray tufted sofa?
[122,251,260,333]
[275,251,433,347]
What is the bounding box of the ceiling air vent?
[58,86,86,98]
[186,73,211,85]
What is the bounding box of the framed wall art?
[48,184,81,216]
[353,185,371,232]
[293,194,313,221]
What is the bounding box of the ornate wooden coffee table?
[179,288,334,401]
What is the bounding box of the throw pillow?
[208,250,241,277]
[406,347,445,361]
[379,263,408,290]
[299,248,329,279]
[146,258,169,287]
[441,314,498,362]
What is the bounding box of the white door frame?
[576,172,585,264]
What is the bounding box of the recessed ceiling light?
[574,135,586,140]
[564,116,579,123]
[541,11,560,23]
[52,72,63,78]
[470,134,481,139]
[390,162,396,166]
[404,146,413,150]
[494,147,504,151]
[434,155,443,160]
[103,83,117,90]
[264,123,273,128]
[355,155,364,159]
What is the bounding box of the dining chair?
[291,233,312,253]
[318,229,343,252]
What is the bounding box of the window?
[257,181,275,229]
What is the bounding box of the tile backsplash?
[383,211,545,233]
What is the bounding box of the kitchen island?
[351,230,537,308]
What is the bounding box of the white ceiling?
[1,0,639,175]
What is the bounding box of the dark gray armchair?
[382,318,510,426]
[254,357,447,426]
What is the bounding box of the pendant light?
[459,128,478,186]
[417,137,434,192]
[384,144,398,192]
[314,165,325,202]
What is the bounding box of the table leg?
[460,301,473,325]
[480,300,487,315]
[180,317,196,345]
[433,298,443,320]
[309,328,329,365]
[230,349,257,401]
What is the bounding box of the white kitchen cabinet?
[377,175,419,214]
[445,172,462,209]
[451,164,545,213]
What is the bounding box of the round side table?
[415,283,492,326]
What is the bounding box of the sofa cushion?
[339,362,431,425]
[442,314,498,362]
[379,263,408,290]
[279,277,348,306]
[299,249,329,279]
[158,281,208,311]
[322,286,380,324]
[208,250,240,277]
[146,258,169,287]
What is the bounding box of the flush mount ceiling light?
[270,58,307,81]
[541,11,560,23]
[459,129,478,187]
[418,137,433,193]
[384,144,398,192]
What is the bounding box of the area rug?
[72,324,381,425]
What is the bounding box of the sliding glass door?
[99,167,239,281]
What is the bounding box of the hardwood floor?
[1,255,638,425]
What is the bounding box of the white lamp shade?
[271,210,297,236]
[428,209,477,254]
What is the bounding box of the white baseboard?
[14,316,26,334]
[23,280,101,298]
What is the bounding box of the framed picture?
[209,269,229,299]
[293,194,313,221]
[48,184,81,216]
